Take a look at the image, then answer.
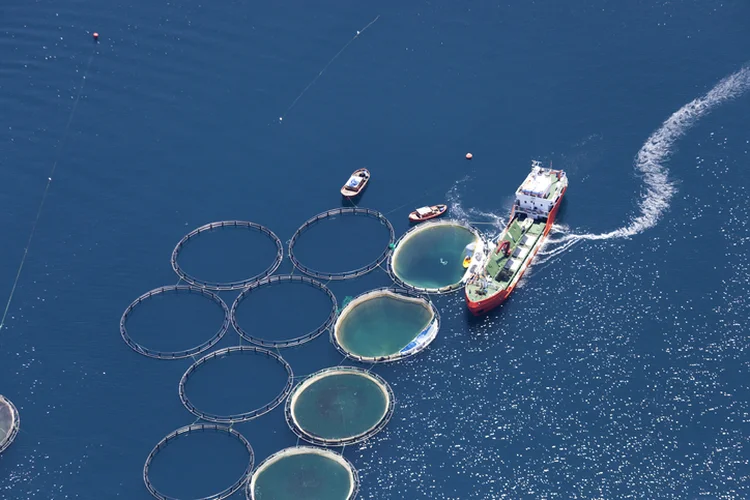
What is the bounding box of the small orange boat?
[340,168,370,198]
[408,204,448,222]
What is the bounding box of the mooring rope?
[280,15,380,121]
[0,44,97,333]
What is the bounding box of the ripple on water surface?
[391,222,479,291]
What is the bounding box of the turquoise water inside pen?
[253,452,353,500]
[337,294,434,357]
[292,372,388,440]
[392,223,478,289]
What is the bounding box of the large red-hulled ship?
[464,161,568,315]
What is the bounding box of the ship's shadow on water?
[553,196,570,224]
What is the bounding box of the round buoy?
[93,32,99,41]
[465,153,473,160]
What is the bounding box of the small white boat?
[408,204,448,223]
[341,168,370,198]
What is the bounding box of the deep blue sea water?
[1,0,749,498]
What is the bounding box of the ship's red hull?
[466,186,566,316]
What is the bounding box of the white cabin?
[514,160,566,219]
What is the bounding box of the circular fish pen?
[171,221,284,291]
[247,446,359,500]
[288,208,395,281]
[179,346,294,424]
[143,423,254,500]
[389,220,482,294]
[0,395,20,454]
[231,275,337,348]
[332,288,440,363]
[285,367,394,446]
[120,285,230,360]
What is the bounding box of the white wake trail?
[446,176,508,238]
[554,66,750,244]
[447,67,750,266]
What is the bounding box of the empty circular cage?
[143,423,254,500]
[288,208,395,281]
[231,274,337,348]
[120,285,230,360]
[171,220,284,291]
[179,346,294,424]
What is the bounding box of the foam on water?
[547,66,750,248]
[349,115,750,499]
[446,177,508,238]
[448,67,750,267]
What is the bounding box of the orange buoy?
[93,32,99,41]
[465,153,473,160]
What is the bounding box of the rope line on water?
[467,220,504,225]
[280,15,380,121]
[382,188,435,216]
[0,46,96,333]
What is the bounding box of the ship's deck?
[465,216,545,302]
[518,170,565,200]
[545,176,564,199]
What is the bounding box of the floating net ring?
[284,366,395,446]
[388,219,483,294]
[246,446,360,500]
[143,423,254,500]
[171,221,284,291]
[0,395,20,454]
[120,285,230,360]
[179,346,294,424]
[331,287,441,364]
[231,274,338,348]
[288,207,395,281]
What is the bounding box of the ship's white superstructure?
[514,160,567,219]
